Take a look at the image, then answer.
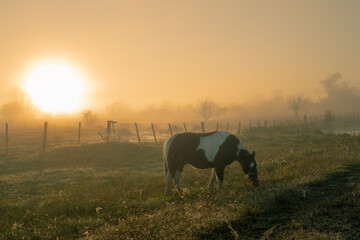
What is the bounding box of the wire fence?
[1,112,359,158]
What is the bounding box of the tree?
[82,110,98,126]
[0,101,26,120]
[314,88,324,102]
[193,98,217,124]
[0,88,38,121]
[216,107,229,118]
[319,73,341,98]
[106,102,123,117]
[287,94,310,118]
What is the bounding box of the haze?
[1,0,360,119]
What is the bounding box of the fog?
[1,1,360,112]
[100,73,360,123]
[1,73,359,124]
[1,1,360,124]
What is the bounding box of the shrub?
[324,110,335,123]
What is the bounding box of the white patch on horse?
[237,141,246,155]
[196,131,230,163]
[249,162,255,168]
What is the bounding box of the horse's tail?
[163,134,178,176]
[163,139,168,176]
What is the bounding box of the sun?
[24,60,86,114]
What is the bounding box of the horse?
[163,131,258,194]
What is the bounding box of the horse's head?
[237,150,259,186]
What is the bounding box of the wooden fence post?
[78,122,81,144]
[106,121,111,140]
[226,122,229,132]
[5,123,8,155]
[216,122,219,131]
[42,121,48,151]
[201,122,205,133]
[135,122,141,143]
[183,122,187,132]
[258,120,260,128]
[151,123,157,144]
[304,115,307,125]
[237,121,241,134]
[168,123,173,136]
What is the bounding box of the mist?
[95,73,360,123]
[1,73,359,124]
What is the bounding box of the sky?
[1,0,360,111]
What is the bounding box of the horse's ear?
[251,151,255,158]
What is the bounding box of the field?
[1,126,360,239]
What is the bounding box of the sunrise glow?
[24,61,85,114]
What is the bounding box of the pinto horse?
[163,131,258,194]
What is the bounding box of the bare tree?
[287,94,310,118]
[193,98,217,124]
[82,110,98,127]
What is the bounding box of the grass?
[0,128,359,239]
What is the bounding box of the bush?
[324,110,335,123]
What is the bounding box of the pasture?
[1,127,360,239]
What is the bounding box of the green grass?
[1,129,360,239]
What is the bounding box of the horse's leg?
[215,167,225,190]
[208,168,216,191]
[166,170,172,195]
[174,170,183,194]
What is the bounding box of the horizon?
[1,0,360,114]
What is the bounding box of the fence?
[1,112,359,157]
[0,121,103,158]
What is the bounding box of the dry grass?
[0,127,359,239]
